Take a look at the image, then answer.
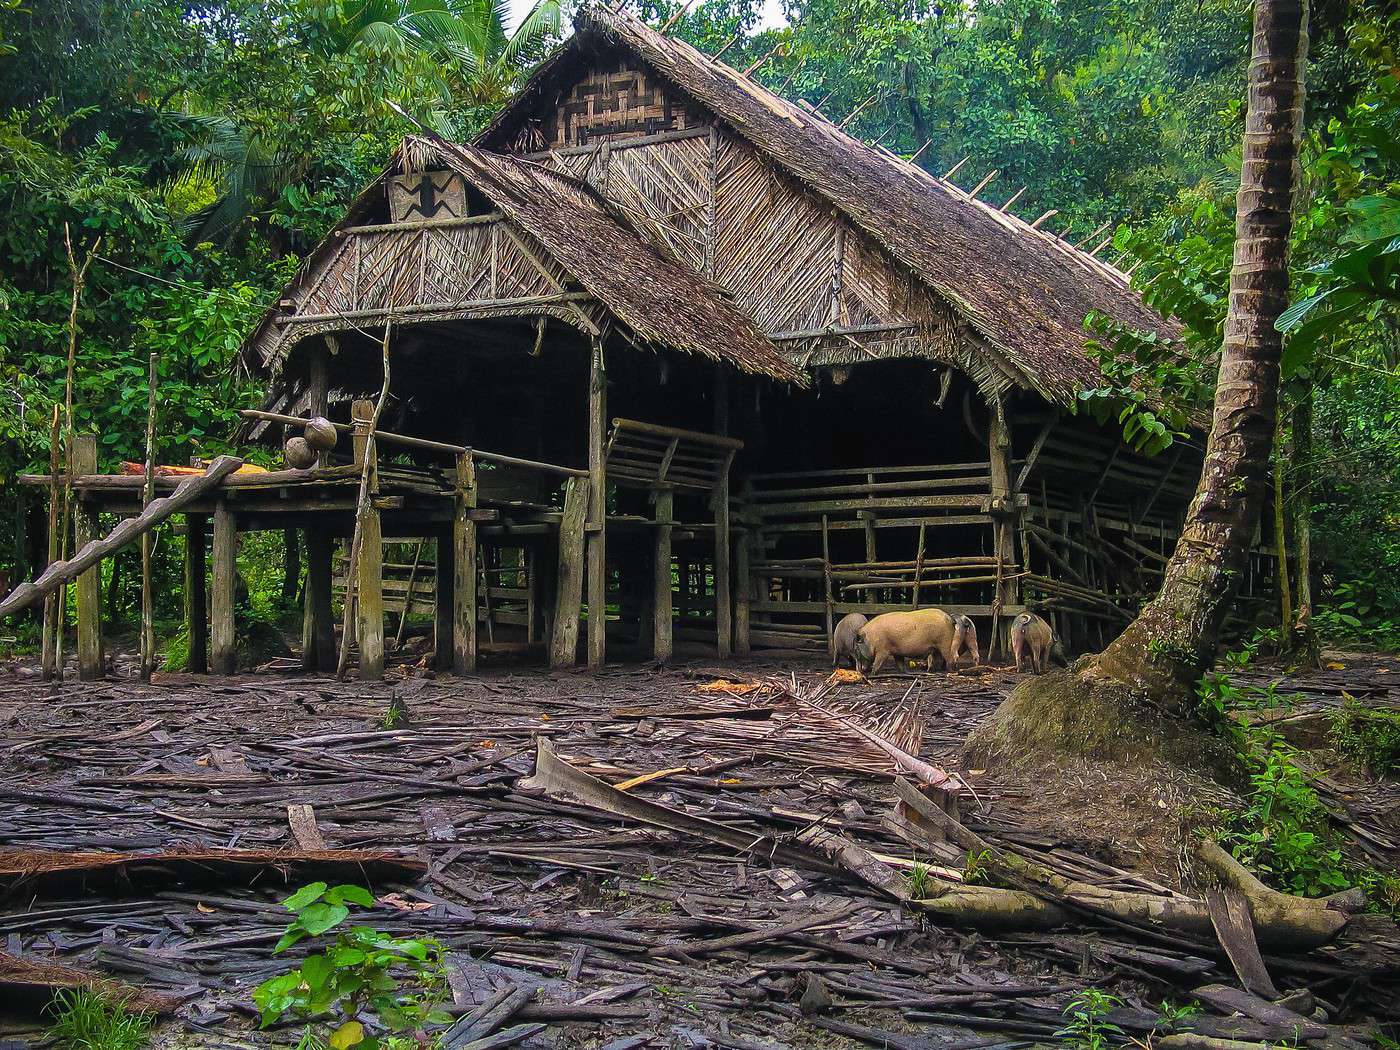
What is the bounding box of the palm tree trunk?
[1091,0,1310,711]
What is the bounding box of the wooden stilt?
[526,545,541,646]
[551,475,589,667]
[987,400,1017,659]
[434,531,454,669]
[713,369,732,658]
[352,400,385,681]
[185,514,208,674]
[72,434,102,681]
[211,500,237,676]
[453,451,478,674]
[303,526,334,671]
[585,340,607,669]
[653,486,674,663]
[734,524,752,657]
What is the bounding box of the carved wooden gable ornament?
[389,170,467,223]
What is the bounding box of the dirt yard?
[1,650,1397,1048]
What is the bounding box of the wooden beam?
[550,476,589,667]
[306,339,330,468]
[211,499,237,675]
[653,486,674,663]
[586,340,607,669]
[72,434,103,681]
[185,514,208,674]
[453,451,478,674]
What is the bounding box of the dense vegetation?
[0,0,1395,652]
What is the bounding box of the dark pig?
[831,613,869,668]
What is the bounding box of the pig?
[954,614,981,667]
[831,613,869,669]
[1010,612,1070,673]
[854,608,976,676]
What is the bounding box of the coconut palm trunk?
[968,0,1310,761]
[1093,0,1310,711]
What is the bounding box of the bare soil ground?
[0,646,1397,1048]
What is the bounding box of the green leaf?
[283,882,329,912]
[299,901,350,936]
[1342,195,1400,244]
[300,953,333,992]
[325,884,375,908]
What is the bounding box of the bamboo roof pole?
[908,139,934,164]
[712,34,740,60]
[1029,209,1059,229]
[837,92,881,130]
[1072,221,1112,250]
[659,0,698,33]
[741,43,782,77]
[999,186,1027,212]
[942,156,970,180]
[966,169,999,200]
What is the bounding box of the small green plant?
[46,987,154,1050]
[963,849,992,885]
[1056,989,1124,1050]
[904,860,934,898]
[253,882,451,1050]
[1330,700,1400,776]
[1155,998,1200,1031]
[381,695,407,729]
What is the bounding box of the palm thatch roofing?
[239,136,804,387]
[479,6,1181,405]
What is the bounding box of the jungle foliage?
[0,0,1395,650]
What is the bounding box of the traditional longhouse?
[23,7,1276,681]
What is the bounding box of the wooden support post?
[713,369,732,658]
[307,338,329,442]
[821,514,835,648]
[185,514,208,674]
[653,486,674,663]
[71,434,103,680]
[734,517,752,657]
[434,531,454,669]
[912,522,926,609]
[303,526,334,671]
[453,451,478,674]
[987,400,1017,659]
[585,340,607,669]
[211,499,237,675]
[551,475,589,667]
[352,399,385,680]
[526,545,542,646]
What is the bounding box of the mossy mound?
[965,661,1239,781]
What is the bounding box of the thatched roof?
[417,136,805,384]
[479,7,1181,404]
[239,136,804,386]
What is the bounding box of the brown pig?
[831,613,869,669]
[954,614,981,667]
[854,608,972,675]
[1010,612,1069,673]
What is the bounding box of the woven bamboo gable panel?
[260,221,573,366]
[536,57,708,149]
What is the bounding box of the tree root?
[894,778,1354,950]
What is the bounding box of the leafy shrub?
[254,882,451,1050]
[45,987,153,1050]
[1330,701,1400,776]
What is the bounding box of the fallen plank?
[0,847,427,896]
[1205,887,1279,999]
[0,950,180,1016]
